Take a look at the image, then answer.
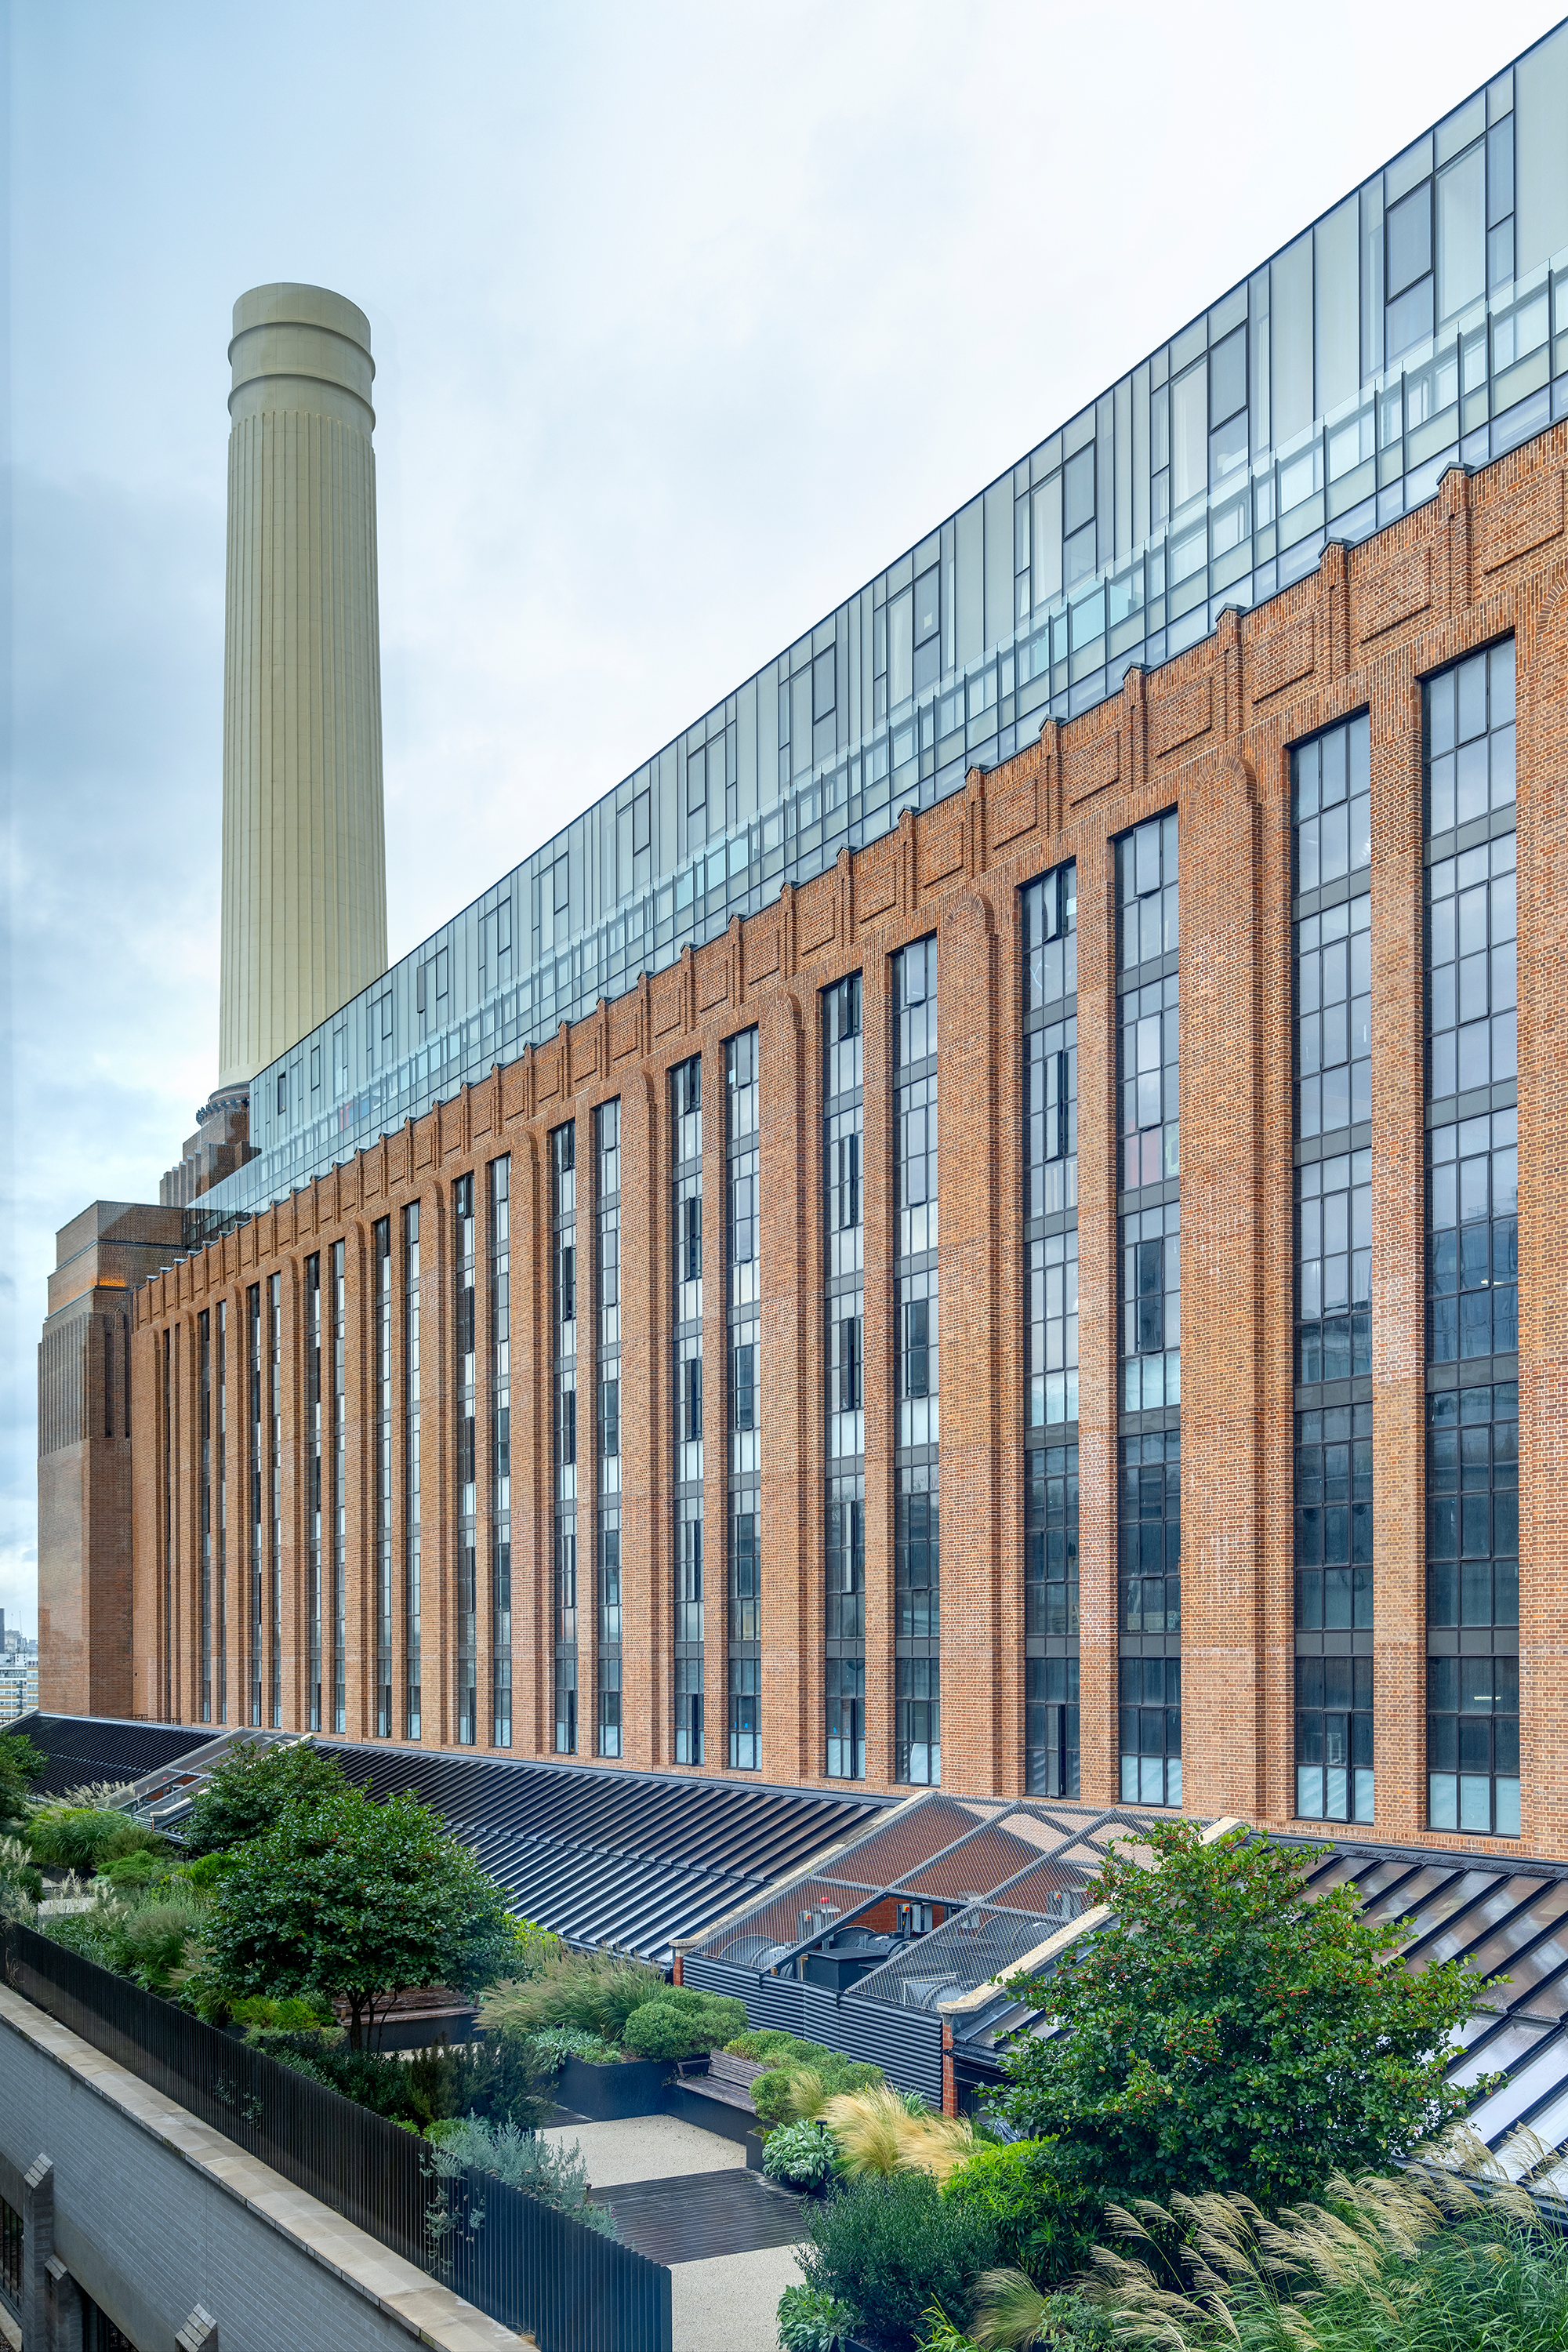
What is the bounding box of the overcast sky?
[2,0,1558,1638]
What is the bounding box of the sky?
[2,0,1559,1639]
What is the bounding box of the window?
[491,1159,512,1747]
[595,1102,622,1755]
[673,1057,704,1762]
[1296,1656,1374,1824]
[1294,1404,1373,1633]
[727,1029,761,1768]
[404,1203,422,1740]
[1425,639,1518,1840]
[1294,709,1376,1819]
[1025,1442,1079,1798]
[455,1173,478,1747]
[824,976,865,1778]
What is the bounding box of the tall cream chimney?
[217,283,388,1087]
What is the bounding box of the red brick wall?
[127,427,1568,1861]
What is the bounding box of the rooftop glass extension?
[200,24,1568,1230]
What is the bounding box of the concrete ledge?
[0,1984,532,2350]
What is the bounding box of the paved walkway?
[672,2245,804,2352]
[541,2111,746,2187]
[544,2107,808,2348]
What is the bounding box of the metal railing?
[2,1926,670,2352]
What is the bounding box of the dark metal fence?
[2,1925,670,2352]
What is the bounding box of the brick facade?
[125,426,1568,1860]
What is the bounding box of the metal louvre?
[16,1716,884,1963]
[849,1904,1065,2012]
[680,1954,943,2101]
[13,1711,213,1797]
[319,1744,882,1959]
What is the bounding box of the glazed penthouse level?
[205,26,1568,1228]
[135,419,1568,1860]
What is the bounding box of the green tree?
[180,1737,347,1854]
[996,1820,1486,2211]
[201,1785,514,2047]
[0,1731,45,1833]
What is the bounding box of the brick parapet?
[118,423,1568,1860]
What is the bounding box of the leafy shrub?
[942,2140,1103,2291]
[477,1947,669,2042]
[620,1987,748,2059]
[798,2171,1002,2352]
[753,2049,884,2125]
[38,1886,205,1992]
[528,2024,620,2072]
[996,1820,1487,2211]
[729,2027,808,2060]
[100,1847,168,1890]
[452,2028,554,2131]
[267,2034,434,2124]
[99,1820,165,1863]
[118,1896,207,1991]
[27,1806,137,1872]
[202,1785,514,2049]
[180,1738,348,1855]
[764,2119,839,2190]
[0,1730,45,1833]
[260,2032,545,2131]
[425,2114,618,2237]
[233,1991,336,2031]
[777,2281,855,2352]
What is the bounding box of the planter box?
[556,2052,670,2121]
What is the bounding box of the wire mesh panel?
[849,1906,1062,2009]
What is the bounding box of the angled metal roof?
[13,1715,886,1963]
[13,1711,214,1798]
[321,1740,886,1961]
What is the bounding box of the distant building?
[0,1655,40,1728]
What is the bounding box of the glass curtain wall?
[1022,863,1079,1795]
[331,1240,346,1733]
[248,1283,261,1726]
[824,975,866,1779]
[306,1254,322,1730]
[198,1308,212,1724]
[404,1203,422,1739]
[216,1299,227,1723]
[727,1030,761,1769]
[373,1218,392,1736]
[894,939,940,1784]
[1424,637,1519,1836]
[673,1058,705,1762]
[1291,713,1374,1822]
[455,1175,478,1744]
[1117,813,1181,1804]
[551,1127,579,1753]
[220,39,1565,1237]
[596,1102,622,1755]
[490,1159,512,1746]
